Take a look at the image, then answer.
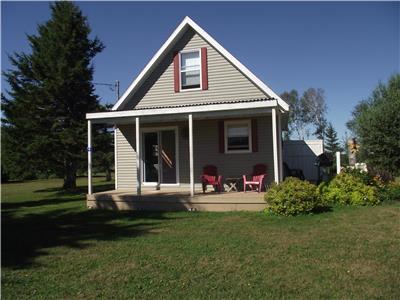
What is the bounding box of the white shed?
[283,140,324,182]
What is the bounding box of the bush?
[379,182,400,202]
[342,167,377,186]
[264,177,323,216]
[320,172,380,206]
[1,165,9,183]
[368,167,395,183]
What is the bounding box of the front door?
[142,129,178,184]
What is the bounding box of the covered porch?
[86,99,286,211]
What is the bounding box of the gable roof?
[112,16,289,112]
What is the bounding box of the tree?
[2,2,104,188]
[347,74,400,176]
[1,123,38,181]
[313,117,327,140]
[340,131,350,167]
[92,105,114,182]
[301,88,327,140]
[280,90,310,139]
[324,122,341,154]
[280,90,298,139]
[280,88,327,140]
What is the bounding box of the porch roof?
[127,97,274,110]
[86,97,286,125]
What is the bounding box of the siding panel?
[116,125,137,189]
[191,116,274,185]
[121,29,266,110]
[115,116,274,190]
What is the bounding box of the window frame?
[179,49,202,92]
[224,119,252,154]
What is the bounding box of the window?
[180,50,201,90]
[225,120,252,153]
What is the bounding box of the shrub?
[264,177,323,216]
[379,182,400,202]
[368,167,395,183]
[342,167,377,186]
[320,172,380,206]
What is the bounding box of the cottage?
[86,17,289,211]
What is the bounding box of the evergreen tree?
[92,104,114,182]
[2,2,104,188]
[314,117,327,140]
[93,125,114,181]
[324,122,341,154]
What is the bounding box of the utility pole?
[115,80,120,100]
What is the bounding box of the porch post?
[277,111,283,182]
[272,108,279,183]
[189,114,194,197]
[114,126,118,190]
[87,120,93,195]
[135,117,141,195]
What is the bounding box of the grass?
[2,178,400,299]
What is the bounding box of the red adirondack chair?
[201,165,223,193]
[243,164,267,193]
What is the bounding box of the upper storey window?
[180,50,201,90]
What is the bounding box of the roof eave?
[90,99,279,122]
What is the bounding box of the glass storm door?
[143,132,159,183]
[143,130,177,184]
[160,130,177,183]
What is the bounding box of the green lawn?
[2,178,400,299]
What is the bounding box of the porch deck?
[87,188,266,212]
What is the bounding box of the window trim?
[179,49,202,92]
[224,119,252,154]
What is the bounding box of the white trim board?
[114,127,118,190]
[179,48,202,92]
[87,100,278,122]
[140,126,180,187]
[111,16,289,112]
[224,119,253,154]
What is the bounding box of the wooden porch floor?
[87,188,266,212]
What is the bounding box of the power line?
[93,80,120,101]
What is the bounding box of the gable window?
[180,50,201,90]
[224,120,252,153]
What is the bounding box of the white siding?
[116,125,137,189]
[283,140,324,182]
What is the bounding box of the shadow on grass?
[312,205,333,214]
[2,180,175,269]
[2,208,173,269]
[34,182,115,196]
[2,183,116,210]
[2,197,82,210]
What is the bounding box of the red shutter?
[201,47,208,90]
[252,119,258,152]
[173,52,180,92]
[218,120,224,153]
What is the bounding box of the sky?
[1,1,399,140]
